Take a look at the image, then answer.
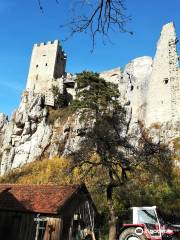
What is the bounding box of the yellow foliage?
[150,122,161,129]
[71,158,111,213]
[90,152,101,163]
[47,107,73,125]
[173,137,180,150]
[0,155,109,213]
[0,157,74,185]
[1,152,179,216]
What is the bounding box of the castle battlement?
[26,39,67,94]
[33,40,67,58]
[34,40,60,47]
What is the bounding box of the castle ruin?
[26,23,179,129]
[26,40,66,92]
[0,22,179,175]
[145,22,180,126]
[100,22,180,129]
[26,40,68,106]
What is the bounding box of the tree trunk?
[107,180,117,240]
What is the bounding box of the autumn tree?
[68,71,136,240]
[67,71,177,240]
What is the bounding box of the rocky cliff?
[0,22,179,175]
[0,90,97,175]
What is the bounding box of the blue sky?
[0,0,180,116]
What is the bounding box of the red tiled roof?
[0,184,82,214]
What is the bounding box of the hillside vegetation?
[1,71,180,239]
[0,157,74,184]
[0,155,179,216]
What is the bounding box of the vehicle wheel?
[119,227,146,240]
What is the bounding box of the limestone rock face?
[0,113,8,131]
[0,92,53,175]
[0,22,180,175]
[100,68,122,85]
[123,56,153,124]
[62,110,96,155]
[0,113,8,148]
[0,93,96,175]
[147,121,180,144]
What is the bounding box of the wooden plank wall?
[0,211,62,240]
[0,211,36,240]
[43,217,62,240]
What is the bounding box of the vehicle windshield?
[137,209,160,237]
[138,209,158,224]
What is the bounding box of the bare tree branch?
[37,0,43,12]
[63,0,132,50]
[37,0,132,50]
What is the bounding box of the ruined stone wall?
[99,23,179,141]
[145,22,180,127]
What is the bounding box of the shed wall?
[0,211,62,240]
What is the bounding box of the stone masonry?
[145,22,180,127]
[26,40,67,93]
[0,22,179,175]
[100,22,180,130]
[25,22,180,129]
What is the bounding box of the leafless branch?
[37,0,59,12]
[37,0,132,50]
[61,0,132,50]
[37,0,43,12]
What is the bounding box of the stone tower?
[26,40,67,93]
[145,22,180,127]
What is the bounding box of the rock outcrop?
[0,92,51,175]
[0,90,96,175]
[0,22,179,175]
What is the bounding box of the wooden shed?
[0,184,98,240]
